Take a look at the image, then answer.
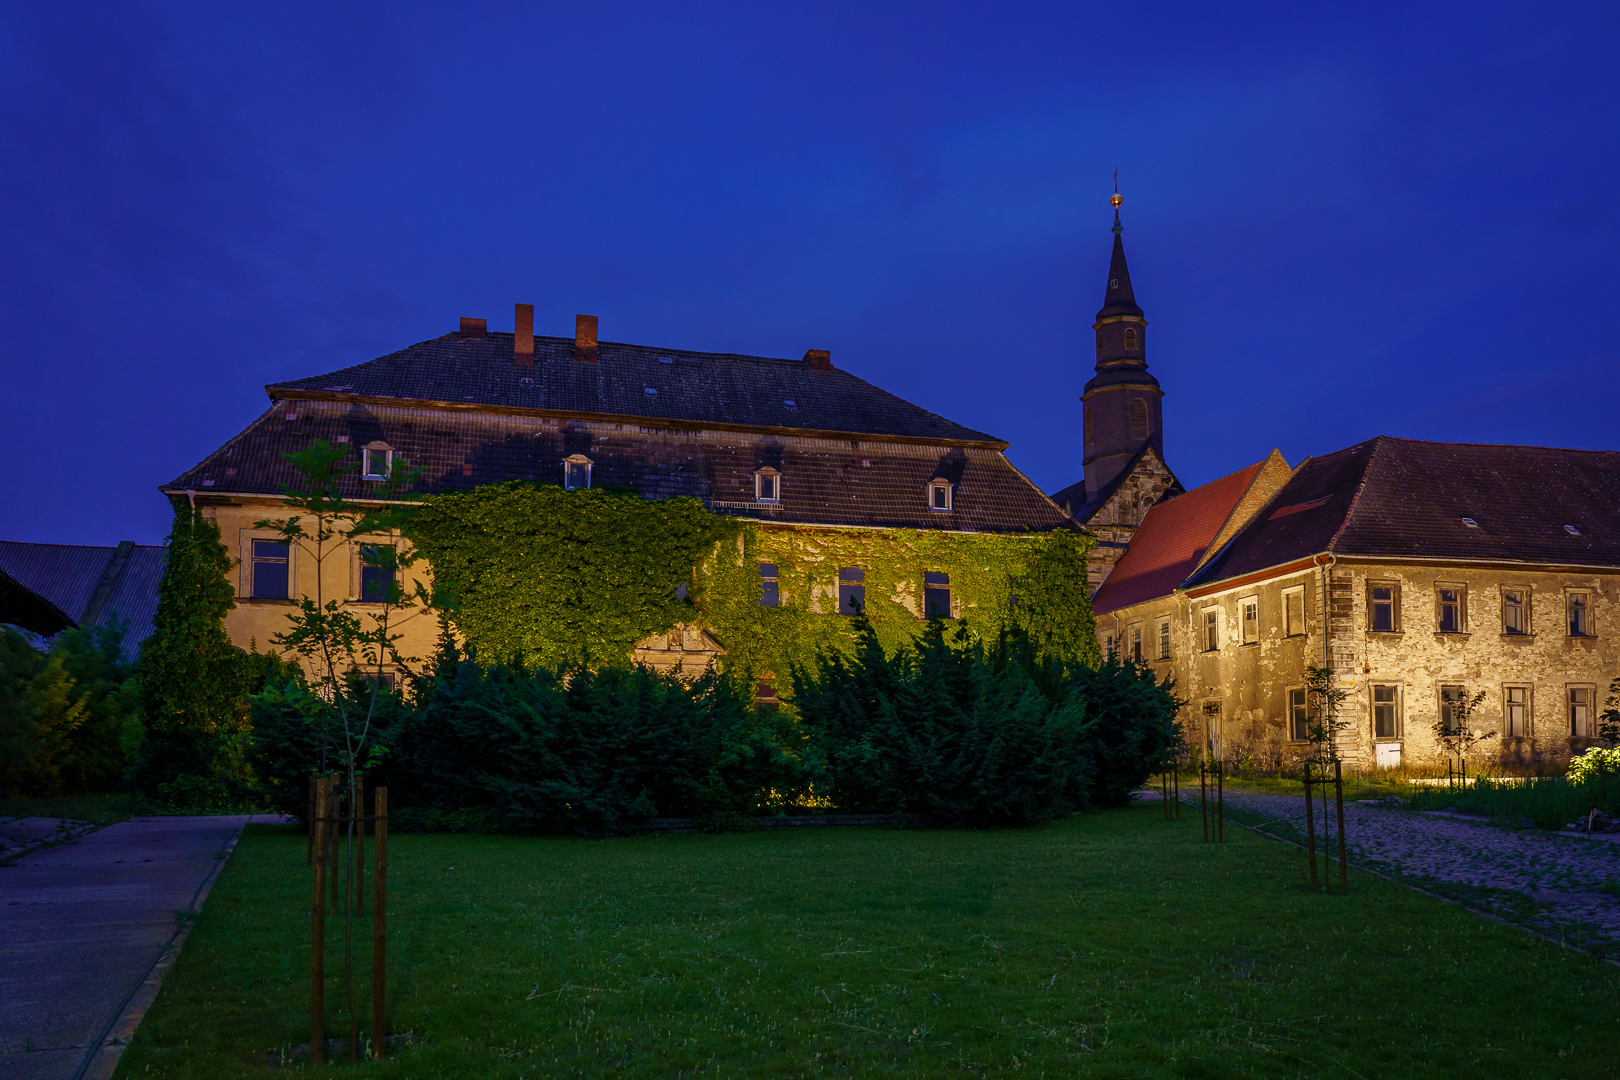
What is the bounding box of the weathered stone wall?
[1099,558,1620,772]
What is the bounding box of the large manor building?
[166,307,1071,676]
[1064,206,1620,770]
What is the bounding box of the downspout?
[1316,552,1337,759]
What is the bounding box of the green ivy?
[406,482,1097,680]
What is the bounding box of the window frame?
[361,442,393,481]
[246,535,292,601]
[923,571,951,619]
[1123,326,1138,351]
[1371,682,1403,740]
[1501,585,1530,636]
[1156,616,1171,661]
[758,562,779,608]
[1287,687,1310,742]
[927,479,953,513]
[1128,622,1143,662]
[1239,595,1260,645]
[1201,607,1219,652]
[1569,684,1597,738]
[837,566,866,616]
[562,453,593,490]
[754,467,782,504]
[1502,683,1532,739]
[1438,684,1466,735]
[1282,585,1306,638]
[1567,588,1595,638]
[1104,632,1115,658]
[1367,581,1401,633]
[1435,583,1467,634]
[355,542,397,605]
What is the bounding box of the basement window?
[362,443,393,480]
[755,468,781,504]
[562,454,593,490]
[924,572,950,619]
[928,480,953,512]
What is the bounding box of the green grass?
[1402,774,1620,829]
[116,807,1620,1079]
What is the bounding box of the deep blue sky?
[3,2,1617,545]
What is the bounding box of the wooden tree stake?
[373,786,388,1059]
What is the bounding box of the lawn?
[116,805,1619,1079]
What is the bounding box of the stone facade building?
[1093,437,1620,769]
[163,311,1072,675]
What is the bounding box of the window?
[1570,686,1594,737]
[837,567,865,615]
[928,480,953,512]
[924,572,951,618]
[1284,588,1306,637]
[1372,684,1401,739]
[1502,588,1528,635]
[1368,583,1399,632]
[1157,618,1171,661]
[251,539,289,599]
[361,443,392,480]
[1123,327,1138,351]
[1129,623,1142,662]
[1436,585,1465,634]
[1439,685,1464,735]
[1128,398,1148,439]
[562,454,592,490]
[759,563,779,608]
[1240,597,1259,645]
[1504,686,1530,737]
[1104,633,1115,658]
[754,468,781,503]
[1568,591,1592,636]
[1289,688,1310,742]
[359,545,395,604]
[1202,608,1219,652]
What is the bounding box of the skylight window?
[1565,524,1582,536]
[659,356,675,365]
[644,387,658,396]
[1461,517,1478,527]
[783,400,797,409]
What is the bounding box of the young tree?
[1432,686,1492,773]
[254,438,427,1046]
[1301,664,1349,769]
[1598,675,1620,748]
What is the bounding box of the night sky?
[3,2,1617,546]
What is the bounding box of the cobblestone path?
[1201,793,1620,942]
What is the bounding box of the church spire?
[1081,182,1163,502]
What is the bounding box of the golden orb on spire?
[1110,193,1124,209]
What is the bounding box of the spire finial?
[1110,168,1123,234]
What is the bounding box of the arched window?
[1123,327,1138,351]
[1129,398,1148,439]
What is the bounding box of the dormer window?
[928,479,953,512]
[362,442,393,481]
[562,454,592,490]
[1123,327,1138,351]
[755,467,781,503]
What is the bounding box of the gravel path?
[1206,793,1620,941]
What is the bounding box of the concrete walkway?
[0,815,279,1080]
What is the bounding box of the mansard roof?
[267,331,1003,447]
[165,398,1072,534]
[1187,437,1620,587]
[1091,459,1270,615]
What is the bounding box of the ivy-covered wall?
[407,481,1097,681]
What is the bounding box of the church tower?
[1081,194,1164,502]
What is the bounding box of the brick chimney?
[514,303,534,366]
[459,316,486,339]
[805,349,832,370]
[575,314,598,362]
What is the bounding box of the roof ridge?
[1324,437,1384,554]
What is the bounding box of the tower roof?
[1096,232,1143,320]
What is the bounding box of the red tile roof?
[1091,460,1269,614]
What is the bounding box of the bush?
[1569,746,1620,785]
